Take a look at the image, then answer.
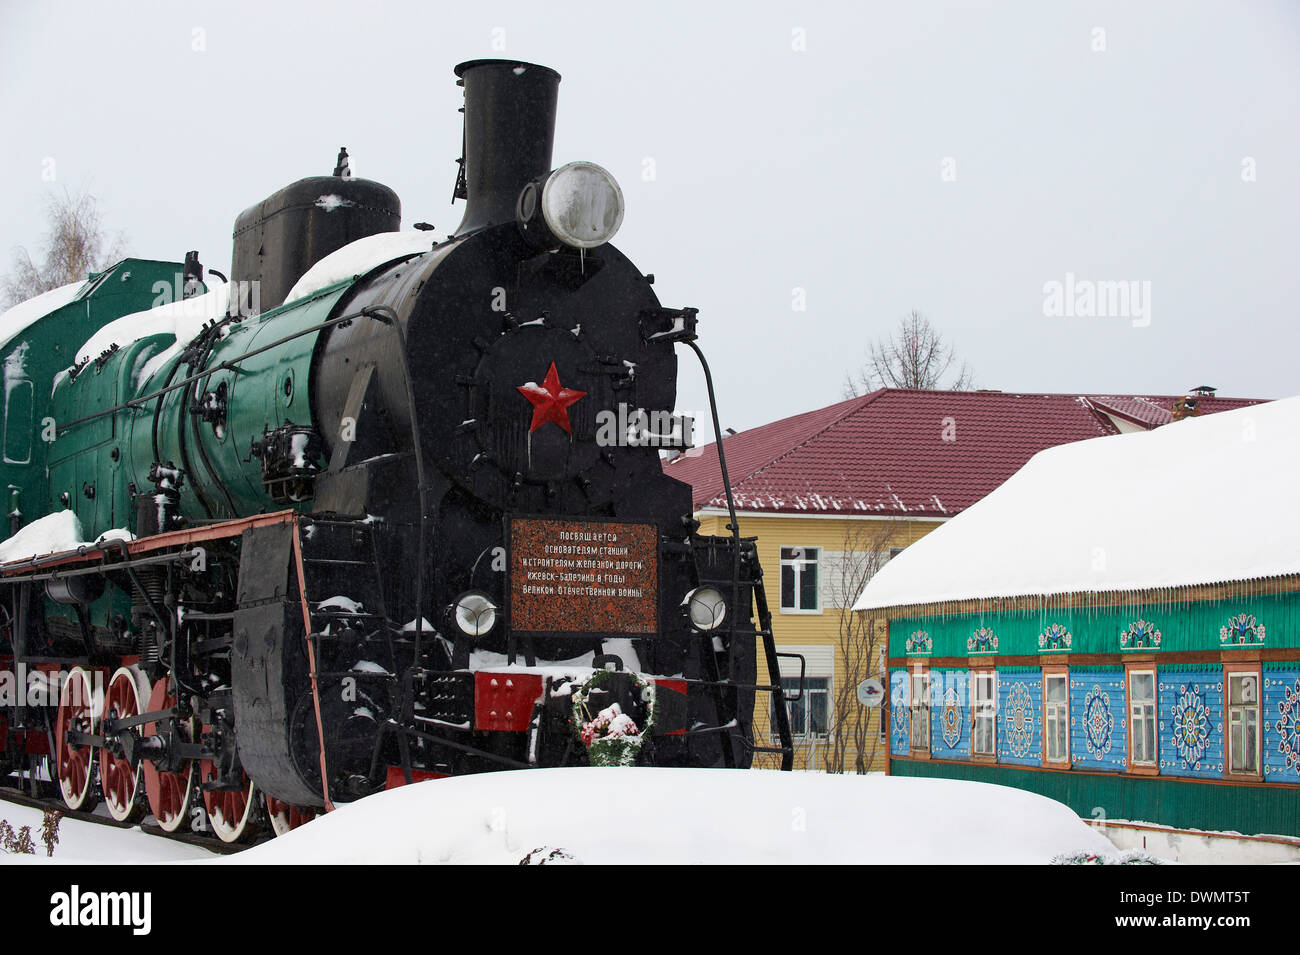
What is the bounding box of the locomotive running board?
[0,509,304,575]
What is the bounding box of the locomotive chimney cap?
[454,59,561,82]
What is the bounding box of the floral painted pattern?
[1039,623,1073,652]
[905,630,932,655]
[941,687,962,749]
[1082,686,1114,758]
[968,627,998,654]
[1220,613,1266,647]
[1275,679,1300,773]
[1003,682,1035,758]
[1120,619,1162,651]
[1170,683,1212,769]
[891,694,910,753]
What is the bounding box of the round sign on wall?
[857,678,884,707]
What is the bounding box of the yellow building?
[663,387,1263,771]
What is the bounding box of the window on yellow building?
[780,547,820,612]
[773,676,829,738]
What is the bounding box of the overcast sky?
[2,0,1296,440]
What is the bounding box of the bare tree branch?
[821,522,899,774]
[843,309,977,396]
[2,185,128,309]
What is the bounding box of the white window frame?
[909,669,930,754]
[779,546,821,614]
[1128,669,1158,768]
[772,646,834,743]
[971,669,997,758]
[1226,670,1261,776]
[1043,670,1070,765]
[776,676,830,739]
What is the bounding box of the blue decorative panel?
[997,670,1041,767]
[1158,670,1223,778]
[889,669,910,757]
[1070,670,1126,771]
[930,669,969,760]
[1264,666,1300,783]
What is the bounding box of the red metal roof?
[1086,395,1174,429]
[662,389,1266,518]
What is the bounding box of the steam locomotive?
[0,59,793,842]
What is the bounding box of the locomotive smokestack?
[452,59,561,235]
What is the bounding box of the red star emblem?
[516,362,586,434]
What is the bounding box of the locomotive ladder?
[691,536,795,772]
[681,336,795,772]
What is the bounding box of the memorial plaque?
[510,518,658,634]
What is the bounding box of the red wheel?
[98,666,150,822]
[55,666,100,811]
[141,677,196,832]
[200,745,259,843]
[264,793,316,837]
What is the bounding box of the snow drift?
[227,768,1114,864]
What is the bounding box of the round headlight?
[684,587,727,631]
[540,161,625,249]
[453,591,498,637]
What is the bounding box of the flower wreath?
[570,669,657,767]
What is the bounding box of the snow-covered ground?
[0,801,213,864]
[228,769,1116,865]
[0,770,1119,865]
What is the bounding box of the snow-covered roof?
[282,230,441,303]
[854,396,1300,610]
[0,279,86,349]
[664,388,1263,517]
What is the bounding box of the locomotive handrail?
[683,339,796,769]
[0,548,200,583]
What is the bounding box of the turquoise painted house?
[857,397,1300,839]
